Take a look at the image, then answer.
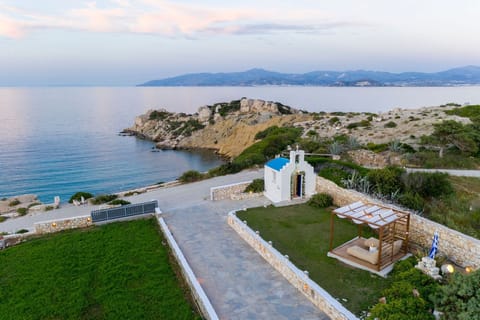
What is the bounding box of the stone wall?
[157,216,219,320]
[210,181,252,201]
[347,150,403,168]
[34,215,93,234]
[228,212,357,320]
[316,176,480,269]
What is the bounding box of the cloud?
[0,0,365,39]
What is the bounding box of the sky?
[1,0,480,86]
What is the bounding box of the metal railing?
[91,200,158,223]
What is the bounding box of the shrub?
[69,192,94,204]
[367,166,405,197]
[16,207,28,216]
[44,206,54,211]
[8,199,20,207]
[0,216,7,223]
[434,269,480,320]
[108,199,131,206]
[244,179,264,193]
[149,110,170,120]
[307,193,333,208]
[398,191,425,211]
[27,202,42,208]
[16,229,29,234]
[366,142,389,153]
[402,172,454,198]
[328,116,340,125]
[368,257,437,320]
[91,194,118,205]
[384,121,397,128]
[178,170,206,183]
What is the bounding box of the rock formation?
[124,98,311,158]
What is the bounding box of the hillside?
[138,66,480,87]
[125,99,471,159]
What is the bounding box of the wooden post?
[358,224,363,239]
[377,227,383,271]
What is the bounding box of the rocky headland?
[125,98,470,159]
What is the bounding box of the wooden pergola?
[329,201,410,272]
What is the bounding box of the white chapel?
[264,148,316,203]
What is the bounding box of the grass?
[0,218,200,320]
[237,204,388,316]
[425,176,480,238]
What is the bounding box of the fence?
[91,200,158,223]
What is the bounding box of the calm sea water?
[1,86,480,203]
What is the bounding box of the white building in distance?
[264,149,316,203]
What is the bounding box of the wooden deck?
[328,237,408,277]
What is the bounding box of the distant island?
[138,65,480,87]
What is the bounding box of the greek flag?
[428,231,439,259]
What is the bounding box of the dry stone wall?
[316,176,480,269]
[210,181,252,201]
[35,215,92,234]
[228,212,357,320]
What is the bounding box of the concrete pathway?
[406,168,480,177]
[1,169,330,319]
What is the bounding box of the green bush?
[384,121,398,128]
[233,126,301,170]
[318,167,350,186]
[108,199,131,206]
[368,257,437,320]
[244,179,264,193]
[69,192,94,203]
[367,166,405,197]
[434,269,480,320]
[178,170,206,183]
[91,194,118,205]
[307,193,333,208]
[8,199,20,207]
[328,116,340,125]
[402,172,454,198]
[149,110,170,120]
[16,229,29,234]
[398,191,425,211]
[16,207,28,216]
[27,202,42,208]
[0,216,8,223]
[366,142,389,153]
[44,206,54,211]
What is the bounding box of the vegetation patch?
[0,219,200,320]
[307,193,333,208]
[91,194,118,205]
[244,179,264,193]
[69,192,94,204]
[108,199,131,206]
[8,199,20,207]
[16,207,28,216]
[179,170,206,183]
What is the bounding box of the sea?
[1,86,480,203]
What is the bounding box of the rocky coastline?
[125,98,470,159]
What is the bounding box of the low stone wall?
[230,192,263,201]
[228,211,357,320]
[316,176,480,269]
[1,232,34,249]
[210,181,252,201]
[34,215,93,234]
[157,216,219,320]
[347,150,403,168]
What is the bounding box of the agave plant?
[389,139,402,152]
[329,141,343,155]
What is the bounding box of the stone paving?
[1,169,329,319]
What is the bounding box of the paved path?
[406,168,480,177]
[1,169,329,319]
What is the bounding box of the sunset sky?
[1,0,480,85]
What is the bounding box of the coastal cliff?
[125,98,312,158]
[126,98,472,159]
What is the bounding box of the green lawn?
[0,218,200,320]
[237,204,388,316]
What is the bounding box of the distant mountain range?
[138,66,480,87]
